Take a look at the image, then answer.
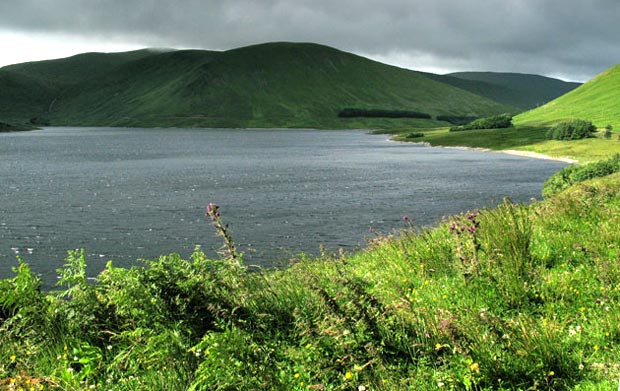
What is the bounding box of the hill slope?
[2,49,158,86]
[444,71,581,110]
[0,43,514,128]
[515,65,620,129]
[0,70,57,123]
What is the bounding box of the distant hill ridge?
[0,42,579,129]
[444,71,581,110]
[515,64,620,129]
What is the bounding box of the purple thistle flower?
[206,202,220,221]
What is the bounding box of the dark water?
[1,127,566,285]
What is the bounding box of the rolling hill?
[1,42,516,129]
[443,71,581,110]
[515,65,620,129]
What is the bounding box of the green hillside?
[444,72,581,110]
[2,49,157,85]
[515,65,620,129]
[0,70,56,123]
[0,42,514,129]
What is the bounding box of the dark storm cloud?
[1,0,618,80]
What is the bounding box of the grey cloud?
[0,0,618,80]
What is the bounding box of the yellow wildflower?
[345,372,353,380]
[294,373,300,379]
[10,354,16,361]
[469,362,480,373]
[549,371,555,376]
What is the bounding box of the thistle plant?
[206,203,241,267]
[449,211,480,277]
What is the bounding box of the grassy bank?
[387,126,620,163]
[2,172,620,390]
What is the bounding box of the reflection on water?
[0,127,567,286]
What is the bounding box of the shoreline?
[498,149,578,164]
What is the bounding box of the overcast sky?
[0,0,618,82]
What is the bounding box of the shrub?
[545,120,596,140]
[604,124,613,139]
[404,132,424,139]
[542,153,620,197]
[449,113,513,131]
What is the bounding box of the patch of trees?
[339,108,431,119]
[545,120,596,140]
[449,113,513,132]
[604,124,613,139]
[404,132,425,139]
[436,115,477,125]
[542,154,620,197]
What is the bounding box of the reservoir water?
[1,127,567,286]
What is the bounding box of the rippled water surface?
[1,127,566,285]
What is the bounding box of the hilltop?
[2,43,516,129]
[515,65,620,129]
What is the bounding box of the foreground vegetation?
[2,171,620,390]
